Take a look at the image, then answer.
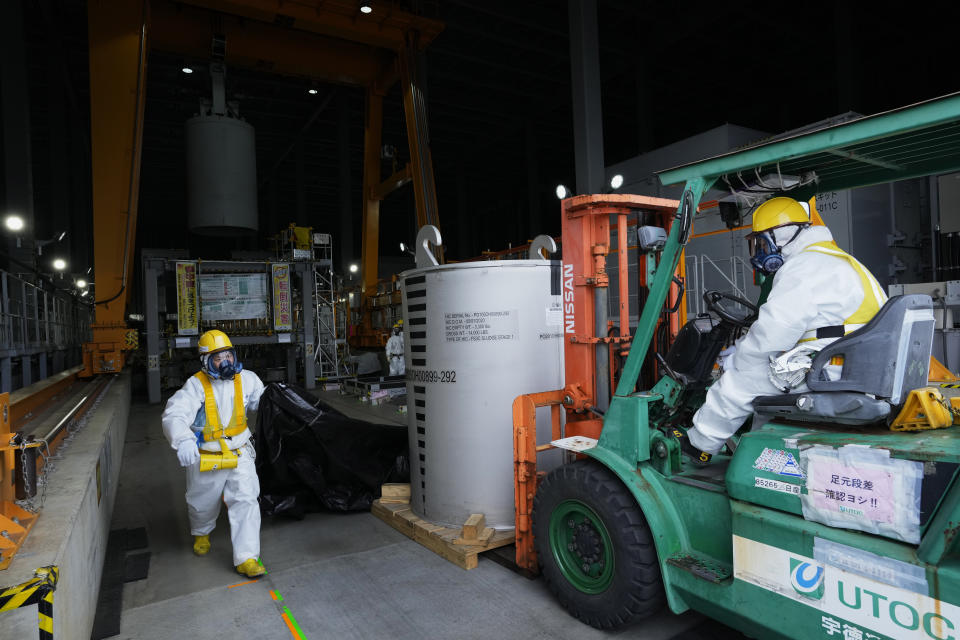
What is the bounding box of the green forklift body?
[576,92,960,639]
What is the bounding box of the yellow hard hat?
[198,329,233,355]
[751,197,809,233]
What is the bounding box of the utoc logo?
[790,558,825,599]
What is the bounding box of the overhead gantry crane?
[82,0,444,377]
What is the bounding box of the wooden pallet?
[371,487,514,570]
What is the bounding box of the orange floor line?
[227,579,259,589]
[281,612,301,639]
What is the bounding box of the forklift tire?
[533,459,663,629]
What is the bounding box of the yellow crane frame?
[83,0,443,375]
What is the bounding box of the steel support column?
[361,89,384,296]
[567,0,605,196]
[84,0,148,376]
[525,122,541,236]
[338,91,354,275]
[144,258,162,403]
[400,39,441,240]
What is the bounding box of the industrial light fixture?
[182,67,194,74]
[610,174,624,190]
[307,88,318,95]
[360,4,373,14]
[555,184,570,200]
[4,214,24,232]
[349,263,359,273]
[76,279,87,289]
[52,258,67,271]
[36,230,66,255]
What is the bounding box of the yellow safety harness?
[192,372,246,472]
[798,241,888,343]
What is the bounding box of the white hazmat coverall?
[386,332,405,376]
[688,224,887,454]
[162,369,265,565]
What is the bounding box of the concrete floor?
[105,390,712,640]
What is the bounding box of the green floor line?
[283,606,307,640]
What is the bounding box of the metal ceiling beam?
[151,0,389,87]
[179,0,443,52]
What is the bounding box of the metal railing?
[0,271,91,353]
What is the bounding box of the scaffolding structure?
[312,233,349,380]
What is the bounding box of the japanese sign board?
[801,446,922,544]
[199,273,269,321]
[175,261,199,335]
[272,263,292,331]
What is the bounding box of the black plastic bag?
[254,382,409,515]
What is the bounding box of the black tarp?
[254,382,409,517]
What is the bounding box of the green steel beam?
[657,92,960,189]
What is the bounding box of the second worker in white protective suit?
[678,197,887,465]
[386,322,405,376]
[161,329,267,577]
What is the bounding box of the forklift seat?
[752,294,935,425]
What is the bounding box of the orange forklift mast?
[560,194,684,439]
[513,193,683,574]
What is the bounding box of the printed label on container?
[444,310,518,342]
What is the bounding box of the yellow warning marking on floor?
[227,579,259,589]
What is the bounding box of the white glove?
[176,439,201,467]
[718,345,737,371]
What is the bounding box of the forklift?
[517,92,960,639]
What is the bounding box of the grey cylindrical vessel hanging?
[185,114,259,235]
[401,260,564,529]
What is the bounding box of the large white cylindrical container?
[401,260,564,529]
[185,115,259,235]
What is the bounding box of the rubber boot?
[236,558,266,578]
[671,429,713,468]
[193,535,211,556]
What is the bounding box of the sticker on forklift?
[734,536,954,640]
[800,445,922,544]
[753,448,805,478]
[550,436,598,452]
[754,476,801,495]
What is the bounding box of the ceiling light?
[360,4,373,14]
[76,279,87,289]
[555,184,569,200]
[307,88,318,95]
[349,263,359,273]
[4,214,24,232]
[53,258,67,271]
[610,174,624,190]
[182,67,193,74]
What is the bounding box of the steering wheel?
[703,290,759,327]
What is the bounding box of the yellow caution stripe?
[0,565,58,639]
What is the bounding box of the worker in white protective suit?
[677,197,888,465]
[161,329,267,577]
[386,321,405,376]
